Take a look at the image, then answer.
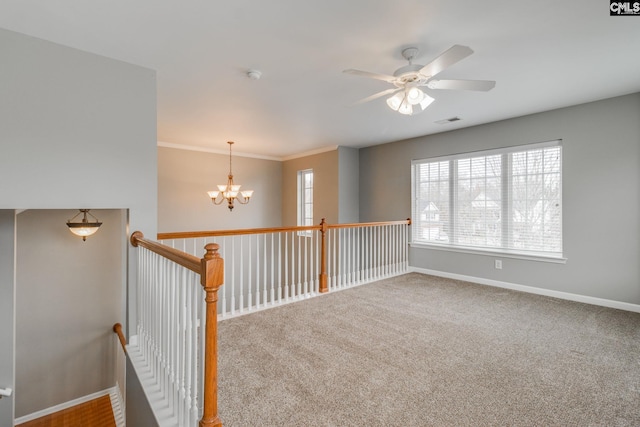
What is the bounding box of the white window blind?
[411,141,562,258]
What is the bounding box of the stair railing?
[158,218,411,318]
[130,231,223,427]
[127,218,409,426]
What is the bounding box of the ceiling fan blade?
[352,88,401,105]
[418,45,474,79]
[427,79,496,91]
[343,69,396,83]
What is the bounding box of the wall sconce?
[67,209,102,241]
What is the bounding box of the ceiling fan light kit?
[386,88,435,115]
[344,44,495,115]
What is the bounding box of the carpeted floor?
[217,273,640,426]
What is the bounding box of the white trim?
[410,242,567,264]
[14,387,117,424]
[281,145,338,161]
[157,141,281,161]
[409,267,640,313]
[158,140,340,162]
[411,139,561,164]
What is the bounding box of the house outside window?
[411,140,562,260]
[297,169,313,236]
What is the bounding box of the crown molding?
[158,141,340,162]
[281,145,339,161]
[157,141,281,161]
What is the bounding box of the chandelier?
[207,141,254,211]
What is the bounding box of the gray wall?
[15,209,124,417]
[158,146,282,232]
[159,146,360,231]
[0,211,16,426]
[360,93,640,305]
[338,146,360,223]
[282,150,340,226]
[0,28,157,422]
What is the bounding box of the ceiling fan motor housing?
[393,64,428,85]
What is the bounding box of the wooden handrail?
[131,231,201,273]
[157,219,410,240]
[326,218,411,229]
[131,231,224,427]
[112,323,127,354]
[158,224,321,240]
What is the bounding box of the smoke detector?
[246,70,262,80]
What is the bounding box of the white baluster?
[298,234,303,297]
[249,234,261,309]
[353,227,357,285]
[270,234,275,305]
[231,238,236,315]
[284,232,289,300]
[331,229,337,290]
[263,234,267,306]
[240,235,245,313]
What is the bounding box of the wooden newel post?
[319,218,328,293]
[199,243,224,427]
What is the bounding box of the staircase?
[15,388,124,427]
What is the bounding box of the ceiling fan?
[344,45,495,115]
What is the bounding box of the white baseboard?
[14,386,118,425]
[409,267,640,313]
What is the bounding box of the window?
[297,169,313,235]
[411,141,562,259]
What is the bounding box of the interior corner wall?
[158,146,282,233]
[359,93,640,305]
[0,28,157,419]
[15,209,124,417]
[0,26,157,321]
[0,211,16,427]
[338,146,360,223]
[282,150,339,226]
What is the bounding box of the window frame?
[411,140,565,263]
[297,169,314,237]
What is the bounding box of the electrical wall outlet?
[495,259,502,269]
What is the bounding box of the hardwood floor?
[16,395,116,427]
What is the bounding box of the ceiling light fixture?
[67,209,102,241]
[344,45,495,116]
[207,141,254,211]
[386,87,434,116]
[246,69,262,80]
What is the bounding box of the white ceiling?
[1,1,639,159]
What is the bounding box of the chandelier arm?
[68,210,83,222]
[85,210,99,222]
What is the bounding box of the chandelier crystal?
[207,141,253,211]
